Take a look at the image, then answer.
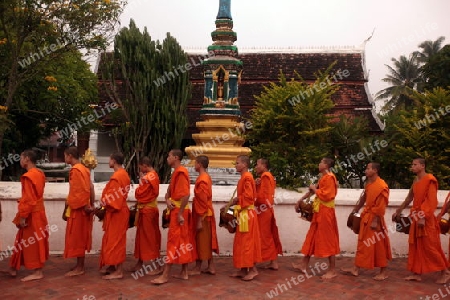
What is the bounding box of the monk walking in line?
[130,156,162,275]
[63,147,94,277]
[392,158,449,283]
[255,158,282,270]
[230,155,262,281]
[99,152,130,280]
[188,155,219,276]
[151,149,194,284]
[8,149,49,281]
[293,157,340,279]
[341,162,391,280]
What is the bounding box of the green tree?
[103,20,191,182]
[378,88,450,189]
[376,53,421,113]
[0,0,125,156]
[416,36,445,63]
[422,44,450,90]
[246,66,338,189]
[331,115,374,188]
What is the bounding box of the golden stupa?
[185,0,250,167]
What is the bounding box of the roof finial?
[217,0,232,19]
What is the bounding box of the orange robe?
[301,172,340,257]
[255,171,282,262]
[233,171,262,268]
[355,177,392,269]
[134,170,161,261]
[64,163,93,258]
[99,168,130,267]
[10,168,49,270]
[191,172,219,261]
[407,174,447,274]
[166,166,195,264]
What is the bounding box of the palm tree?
[376,53,421,113]
[416,36,445,63]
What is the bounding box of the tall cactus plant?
[103,19,191,182]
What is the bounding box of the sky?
[117,0,449,106]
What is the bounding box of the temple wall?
[1,182,449,257]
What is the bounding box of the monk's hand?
[177,214,185,225]
[418,217,425,228]
[84,205,94,214]
[309,184,317,193]
[232,197,238,205]
[255,178,261,185]
[392,211,399,222]
[166,200,174,210]
[295,199,301,212]
[370,216,379,230]
[19,217,27,228]
[196,218,203,231]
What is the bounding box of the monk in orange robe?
[63,146,94,277]
[130,156,162,275]
[293,157,339,279]
[393,158,448,283]
[341,162,391,280]
[230,155,262,281]
[8,149,49,282]
[151,149,194,284]
[188,155,219,276]
[99,152,131,280]
[255,158,282,270]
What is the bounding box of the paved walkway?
[0,254,448,300]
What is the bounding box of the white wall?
[0,182,449,257]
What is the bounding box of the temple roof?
[95,48,384,141]
[187,48,383,136]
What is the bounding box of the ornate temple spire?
[184,0,250,168]
[211,0,237,46]
[217,0,232,19]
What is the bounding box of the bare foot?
[373,273,388,281]
[242,269,258,281]
[102,271,123,280]
[341,267,359,277]
[405,274,421,281]
[1,268,17,277]
[64,269,85,277]
[436,274,450,284]
[230,270,246,278]
[263,262,279,270]
[146,268,163,276]
[126,265,142,272]
[320,270,338,280]
[291,262,306,273]
[21,273,44,282]
[187,269,201,276]
[202,268,216,275]
[100,266,116,275]
[151,275,168,285]
[172,273,188,280]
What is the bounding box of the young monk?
[293,157,340,279]
[188,155,219,276]
[63,146,95,277]
[230,155,262,281]
[99,152,131,280]
[8,149,49,281]
[255,158,282,270]
[341,162,391,280]
[130,156,162,275]
[151,149,194,284]
[392,158,449,283]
